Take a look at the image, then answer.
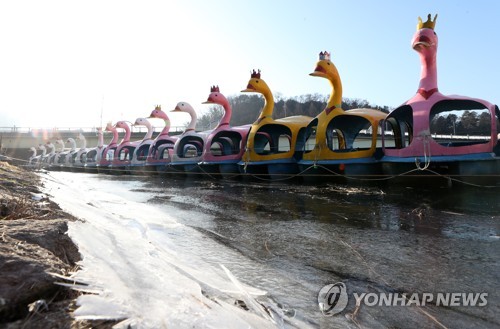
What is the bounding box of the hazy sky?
[0,0,498,129]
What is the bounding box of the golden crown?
[319,51,331,61]
[155,104,161,111]
[417,14,437,30]
[250,69,261,79]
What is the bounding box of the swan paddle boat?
[97,122,120,174]
[84,127,105,173]
[27,145,44,169]
[110,120,144,174]
[298,51,387,181]
[36,144,47,168]
[239,70,312,178]
[47,140,62,168]
[53,138,77,171]
[72,132,90,172]
[26,146,38,168]
[129,117,156,175]
[170,102,209,174]
[50,138,65,170]
[381,14,500,184]
[41,142,55,168]
[145,105,179,174]
[200,85,251,176]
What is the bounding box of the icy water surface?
[42,171,499,328]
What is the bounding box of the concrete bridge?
[0,126,184,162]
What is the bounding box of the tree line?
[195,94,392,130]
[430,110,492,136]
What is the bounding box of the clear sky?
[0,0,498,129]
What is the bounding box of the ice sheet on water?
[44,172,286,328]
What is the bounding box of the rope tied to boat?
[243,146,250,173]
[313,142,323,169]
[415,132,431,170]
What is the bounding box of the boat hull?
[169,162,202,176]
[128,164,158,176]
[381,153,500,186]
[71,165,86,173]
[298,158,383,184]
[108,165,130,175]
[238,159,299,180]
[154,164,176,175]
[84,165,99,174]
[199,160,242,179]
[453,157,500,186]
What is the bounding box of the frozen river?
[41,171,499,328]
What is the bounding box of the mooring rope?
[1,153,499,188]
[415,133,432,170]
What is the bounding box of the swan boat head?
[412,14,438,57]
[172,102,197,132]
[147,105,178,164]
[241,69,272,100]
[201,85,250,164]
[171,101,208,166]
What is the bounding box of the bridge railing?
[0,126,186,134]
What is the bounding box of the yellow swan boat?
[299,51,387,179]
[239,70,312,178]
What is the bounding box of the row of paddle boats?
[28,14,500,185]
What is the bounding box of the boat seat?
[182,142,203,157]
[213,137,235,155]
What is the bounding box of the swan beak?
[202,94,215,104]
[310,65,327,77]
[241,83,256,92]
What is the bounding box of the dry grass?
[0,192,39,220]
[0,162,69,222]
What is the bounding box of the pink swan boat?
[111,120,141,174]
[382,14,500,184]
[170,101,210,173]
[97,122,120,174]
[200,85,251,176]
[145,105,179,174]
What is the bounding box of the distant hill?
[196,94,392,130]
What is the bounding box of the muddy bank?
[0,163,113,328]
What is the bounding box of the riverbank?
[0,162,113,328]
